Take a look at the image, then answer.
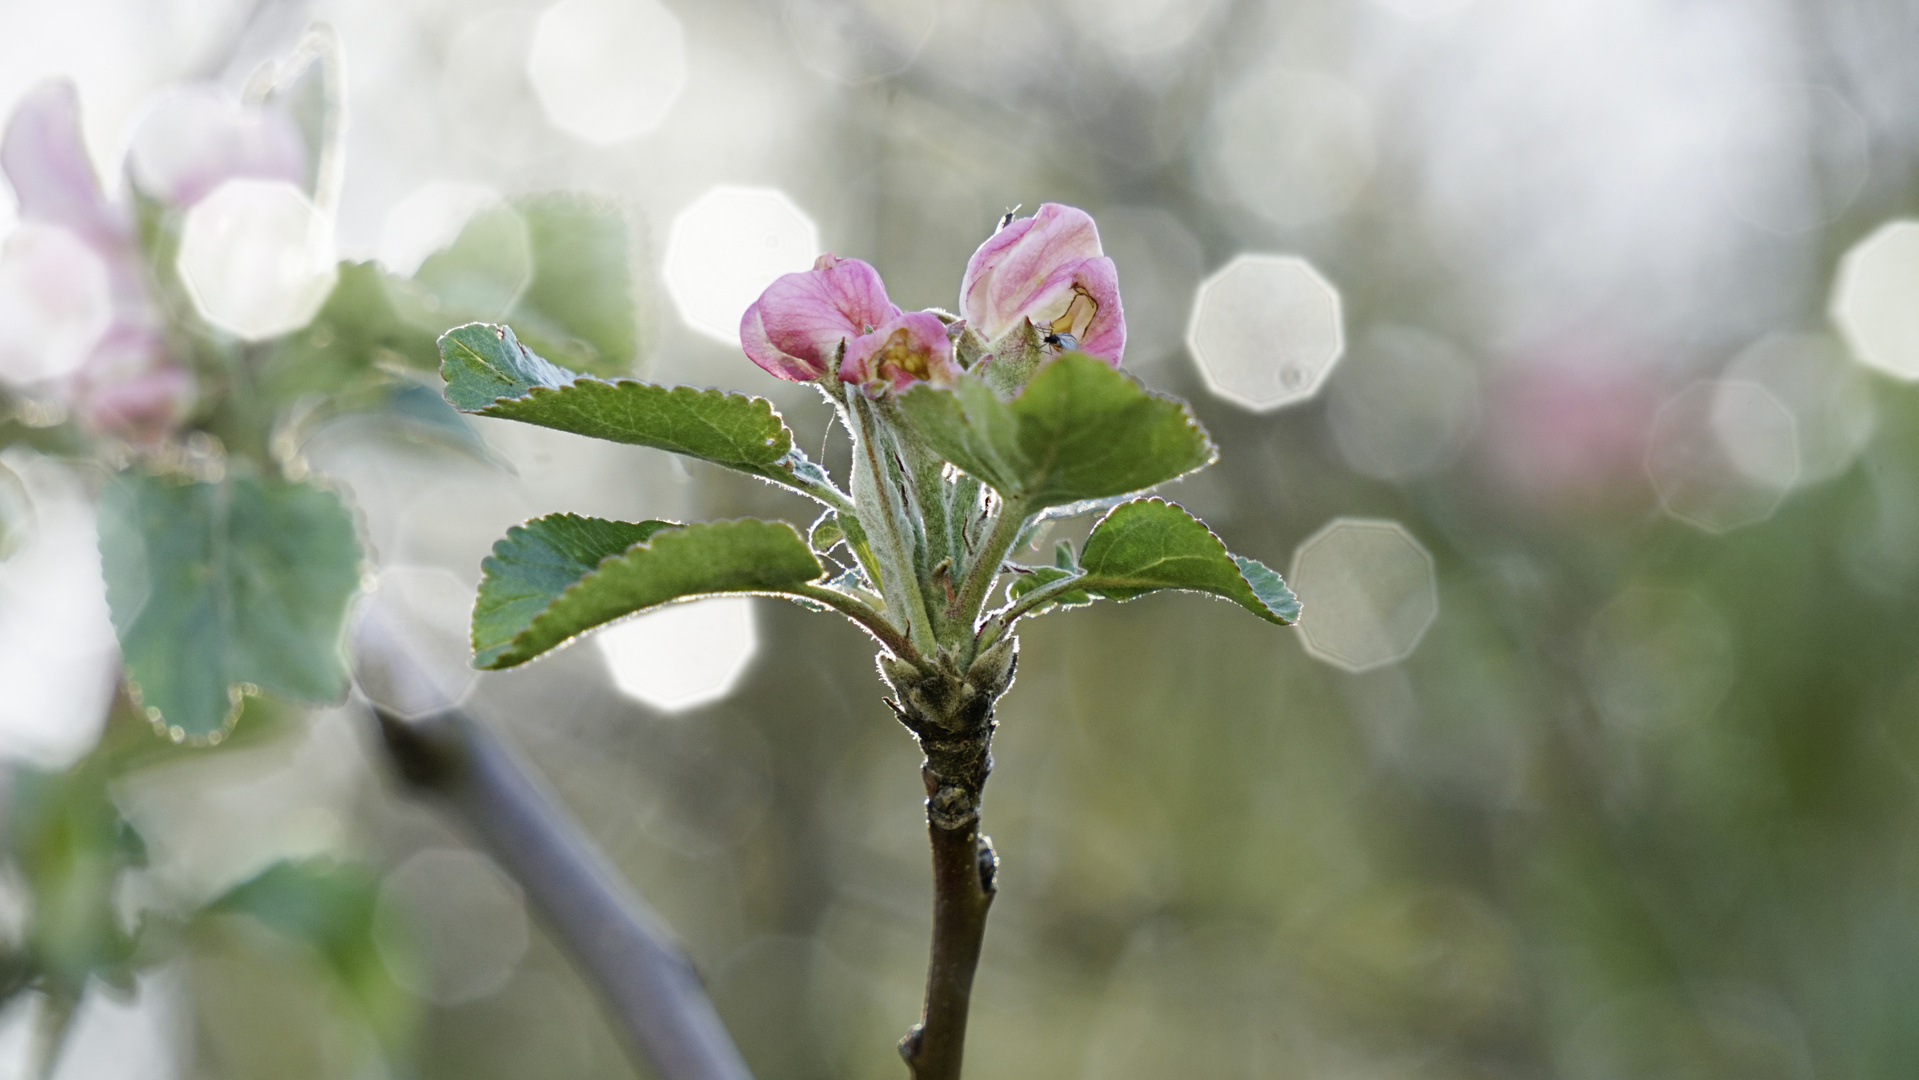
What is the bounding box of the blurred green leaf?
[473,515,821,669]
[97,471,363,738]
[439,323,826,494]
[896,352,1216,511]
[5,763,142,994]
[409,203,531,321]
[210,858,416,1050]
[1075,498,1299,624]
[262,261,442,403]
[503,193,637,373]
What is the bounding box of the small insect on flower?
[995,204,1022,233]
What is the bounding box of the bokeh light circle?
[1326,325,1481,481]
[177,179,336,341]
[528,0,688,144]
[1186,254,1344,411]
[1289,518,1438,672]
[1831,220,1919,380]
[594,597,758,712]
[1646,379,1798,534]
[663,186,820,345]
[1583,587,1736,734]
[1721,333,1874,487]
[782,0,938,83]
[1209,70,1376,228]
[374,847,530,1005]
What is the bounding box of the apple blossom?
[740,253,901,382]
[959,202,1125,365]
[840,310,961,392]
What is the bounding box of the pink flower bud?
[127,86,308,208]
[840,310,961,393]
[741,254,901,382]
[959,203,1126,366]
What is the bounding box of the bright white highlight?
[594,597,758,712]
[663,187,820,345]
[0,452,117,769]
[1186,254,1344,412]
[1832,220,1919,381]
[529,0,687,144]
[177,179,335,341]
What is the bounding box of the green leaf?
[503,193,638,373]
[896,352,1216,510]
[97,472,364,738]
[808,509,845,553]
[472,513,677,667]
[1006,565,1093,611]
[439,323,823,492]
[1075,498,1300,624]
[473,515,822,669]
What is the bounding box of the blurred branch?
[30,990,76,1080]
[354,617,754,1080]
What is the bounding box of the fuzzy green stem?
[952,500,1029,641]
[978,570,1090,650]
[846,390,939,656]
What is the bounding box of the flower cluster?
[741,202,1125,394]
[0,80,306,444]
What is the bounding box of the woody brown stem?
[900,786,997,1080]
[880,641,1016,1080]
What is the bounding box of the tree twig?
[880,642,1015,1080]
[900,793,997,1080]
[354,617,754,1080]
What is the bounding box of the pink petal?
[70,324,193,445]
[127,86,308,208]
[740,297,823,382]
[1,81,124,249]
[840,310,960,392]
[740,256,899,382]
[959,203,1103,342]
[1003,256,1125,367]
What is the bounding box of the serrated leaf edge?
[1082,497,1297,625]
[477,517,823,670]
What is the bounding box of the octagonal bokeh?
[1186,254,1344,411]
[663,187,820,345]
[1831,220,1919,380]
[1289,518,1438,672]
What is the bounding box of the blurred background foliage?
[3,0,1919,1077]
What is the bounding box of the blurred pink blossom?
[1481,342,1659,506]
[0,80,238,443]
[960,203,1125,365]
[127,85,307,208]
